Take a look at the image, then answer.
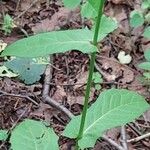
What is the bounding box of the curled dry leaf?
[96,56,134,84]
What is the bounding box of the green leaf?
[93,72,103,83]
[2,14,14,35]
[144,49,150,61]
[1,29,96,58]
[141,0,150,9]
[143,72,150,79]
[4,57,46,84]
[0,130,8,141]
[81,0,100,19]
[95,84,102,90]
[130,10,144,28]
[143,26,150,39]
[63,0,81,8]
[98,15,118,41]
[10,119,59,150]
[63,89,149,149]
[138,62,150,70]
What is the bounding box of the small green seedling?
[138,49,150,84]
[1,0,150,150]
[93,72,103,90]
[2,14,15,35]
[130,0,150,38]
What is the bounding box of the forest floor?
[0,0,150,150]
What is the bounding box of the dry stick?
[15,0,21,11]
[121,126,128,150]
[102,135,125,150]
[0,90,38,106]
[42,56,73,118]
[127,132,150,143]
[14,0,38,20]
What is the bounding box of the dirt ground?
[0,0,150,149]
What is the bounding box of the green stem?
[75,0,105,149]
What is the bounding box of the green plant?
[93,72,103,90]
[129,0,150,38]
[1,119,59,150]
[1,14,15,35]
[0,130,8,141]
[1,0,150,150]
[138,49,150,83]
[4,57,47,84]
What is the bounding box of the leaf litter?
[0,0,150,149]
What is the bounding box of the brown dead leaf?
[30,103,57,123]
[96,56,134,84]
[105,128,120,141]
[51,86,66,104]
[20,0,43,12]
[32,7,80,33]
[74,71,88,89]
[106,4,129,33]
[67,87,95,106]
[144,110,150,122]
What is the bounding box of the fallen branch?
[42,56,73,118]
[102,135,125,150]
[121,126,128,150]
[0,90,38,106]
[127,132,150,143]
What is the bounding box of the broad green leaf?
[143,26,150,39]
[4,57,46,84]
[130,10,144,27]
[63,89,149,149]
[10,119,59,150]
[138,62,150,70]
[144,49,150,61]
[141,0,150,9]
[63,0,81,8]
[0,130,8,141]
[0,65,18,78]
[81,0,100,19]
[98,15,118,41]
[1,29,96,58]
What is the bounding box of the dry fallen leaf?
[32,8,79,33]
[0,40,7,52]
[96,56,134,84]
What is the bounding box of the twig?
[121,126,128,150]
[42,56,73,118]
[127,132,150,143]
[102,135,125,150]
[15,0,21,11]
[14,0,38,20]
[0,90,39,106]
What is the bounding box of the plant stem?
[75,0,105,149]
